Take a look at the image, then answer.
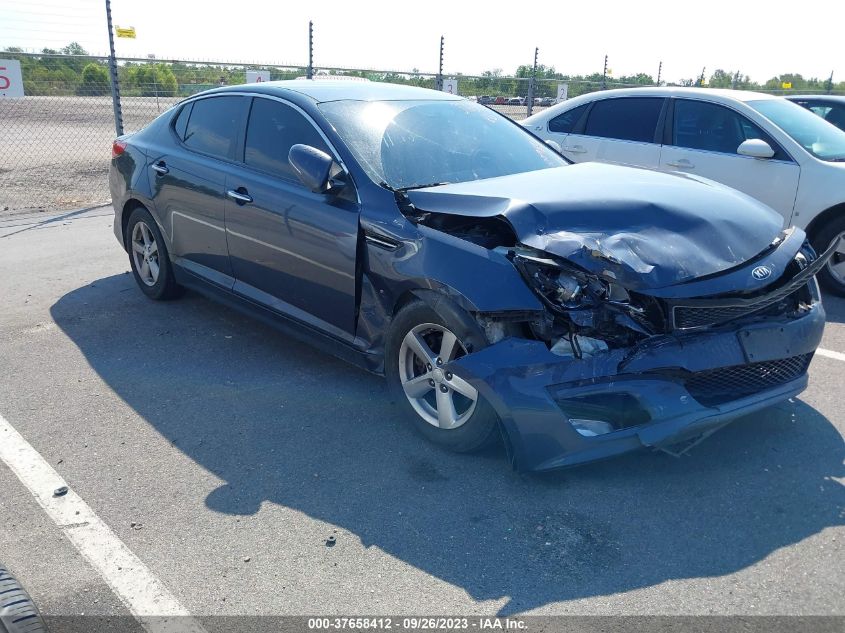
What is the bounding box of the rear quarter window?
[548,104,588,134]
[172,103,192,141]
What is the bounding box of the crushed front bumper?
[448,303,825,472]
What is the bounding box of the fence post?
[104,0,124,135]
[526,47,538,117]
[435,36,444,91]
[307,21,314,79]
[602,55,608,90]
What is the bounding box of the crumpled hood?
[405,163,785,290]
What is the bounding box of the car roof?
[204,80,463,103]
[786,94,845,103]
[566,86,782,102]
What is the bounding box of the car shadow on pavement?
[51,274,845,615]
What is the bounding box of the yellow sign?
[115,26,136,39]
[782,81,792,89]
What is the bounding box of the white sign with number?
[556,83,568,103]
[246,70,270,83]
[442,78,458,95]
[0,60,24,98]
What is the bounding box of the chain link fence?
[5,52,837,213]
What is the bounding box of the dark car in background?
[787,95,845,132]
[109,81,830,471]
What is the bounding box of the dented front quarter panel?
[355,194,544,366]
[447,303,825,472]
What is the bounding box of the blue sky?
[0,0,841,83]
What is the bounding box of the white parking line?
[817,347,845,362]
[0,413,208,633]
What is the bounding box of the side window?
[244,98,330,181]
[172,103,192,141]
[673,99,787,158]
[548,104,588,134]
[183,96,244,159]
[583,98,664,143]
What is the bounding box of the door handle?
[226,189,253,204]
[562,145,587,154]
[666,159,694,169]
[151,161,169,175]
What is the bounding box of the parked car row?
[476,95,556,107]
[110,80,838,470]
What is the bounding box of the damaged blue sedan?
[109,81,833,471]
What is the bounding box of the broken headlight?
[512,252,603,310]
[510,248,666,343]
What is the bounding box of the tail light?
[112,140,127,159]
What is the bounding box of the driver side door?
[224,96,360,342]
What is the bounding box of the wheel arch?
[120,198,148,248]
[804,202,845,245]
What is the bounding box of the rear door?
[148,95,247,287]
[659,98,800,221]
[549,97,665,166]
[576,97,666,167]
[224,96,360,341]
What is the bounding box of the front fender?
[355,224,544,369]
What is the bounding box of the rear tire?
[811,215,845,297]
[0,565,48,633]
[386,299,500,453]
[125,206,183,300]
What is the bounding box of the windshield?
[318,99,565,189]
[748,99,845,161]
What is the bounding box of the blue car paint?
[110,81,828,471]
[449,302,824,471]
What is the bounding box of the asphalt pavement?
[0,207,843,630]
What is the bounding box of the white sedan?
[523,87,845,295]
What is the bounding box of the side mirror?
[289,144,341,193]
[546,139,562,152]
[737,138,775,159]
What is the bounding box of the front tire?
[386,299,500,453]
[125,206,182,300]
[811,215,845,297]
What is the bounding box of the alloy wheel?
[131,221,160,287]
[398,323,478,430]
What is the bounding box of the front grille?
[682,353,812,407]
[668,238,830,332]
[673,289,802,329]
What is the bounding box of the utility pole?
[732,70,740,89]
[526,47,538,116]
[827,71,834,94]
[435,36,444,91]
[104,0,123,135]
[306,21,313,79]
[602,54,608,89]
[656,61,662,86]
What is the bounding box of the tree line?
[3,43,842,98]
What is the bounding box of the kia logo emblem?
[752,265,773,280]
